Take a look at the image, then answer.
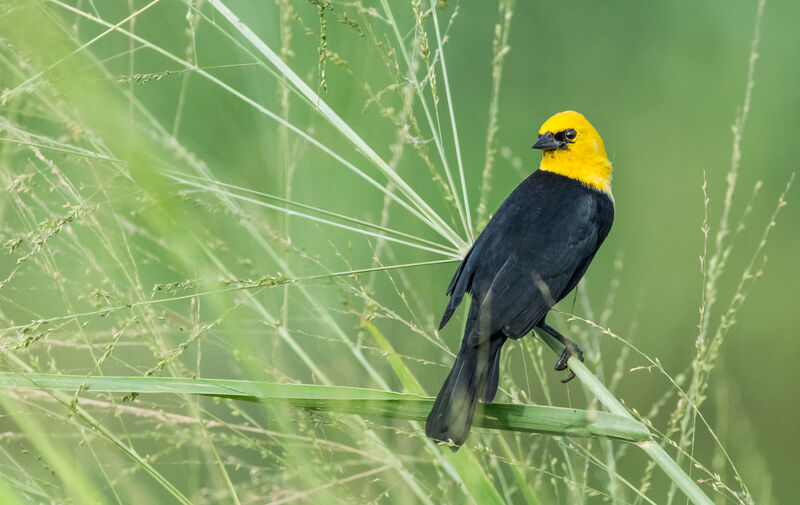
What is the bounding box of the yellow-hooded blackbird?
[425,110,615,449]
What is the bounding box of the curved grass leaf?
[0,372,649,442]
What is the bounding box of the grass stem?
[538,332,714,505]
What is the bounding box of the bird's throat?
[540,153,613,196]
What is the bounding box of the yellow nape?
[537,110,613,195]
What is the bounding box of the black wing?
[439,170,614,347]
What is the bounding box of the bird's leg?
[538,323,584,383]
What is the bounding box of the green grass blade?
[47,0,453,246]
[498,437,541,505]
[0,477,32,505]
[538,332,714,505]
[447,451,506,505]
[162,169,460,255]
[206,0,465,249]
[380,0,470,240]
[360,319,426,395]
[0,395,108,505]
[431,5,473,239]
[359,308,506,502]
[166,172,458,257]
[0,373,649,442]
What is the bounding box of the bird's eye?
[565,129,577,141]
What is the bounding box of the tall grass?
[0,1,791,504]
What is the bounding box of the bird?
[425,110,615,450]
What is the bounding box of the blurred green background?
[0,0,798,503]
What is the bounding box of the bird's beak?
[532,131,560,151]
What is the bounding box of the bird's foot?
[538,323,585,384]
[554,341,584,383]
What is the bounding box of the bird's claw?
[554,343,584,383]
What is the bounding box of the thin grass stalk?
[691,0,766,411]
[170,2,199,138]
[560,310,754,487]
[1,2,778,503]
[415,10,474,241]
[166,173,458,256]
[3,7,438,501]
[430,3,473,239]
[2,355,193,505]
[672,3,767,502]
[0,394,111,505]
[477,0,514,229]
[162,169,459,254]
[1,38,239,498]
[0,441,53,502]
[207,0,465,249]
[566,442,658,505]
[381,0,471,240]
[1,261,457,338]
[411,0,470,234]
[194,232,455,505]
[497,437,541,505]
[10,0,161,92]
[538,332,714,505]
[277,0,297,365]
[517,331,583,499]
[0,121,120,161]
[47,0,450,248]
[43,3,405,397]
[12,8,455,455]
[357,84,418,372]
[577,281,623,504]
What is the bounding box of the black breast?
[440,169,614,343]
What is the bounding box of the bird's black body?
[426,169,614,448]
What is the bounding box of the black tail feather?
[483,337,505,402]
[438,298,460,329]
[425,336,506,450]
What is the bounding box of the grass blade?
[538,332,714,505]
[162,169,459,254]
[46,0,453,246]
[165,171,459,257]
[207,0,465,249]
[381,0,471,240]
[431,4,473,239]
[0,373,649,442]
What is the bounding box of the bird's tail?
[425,336,506,450]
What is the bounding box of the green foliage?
[0,0,795,504]
[0,372,651,442]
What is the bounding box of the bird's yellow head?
[533,110,612,195]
